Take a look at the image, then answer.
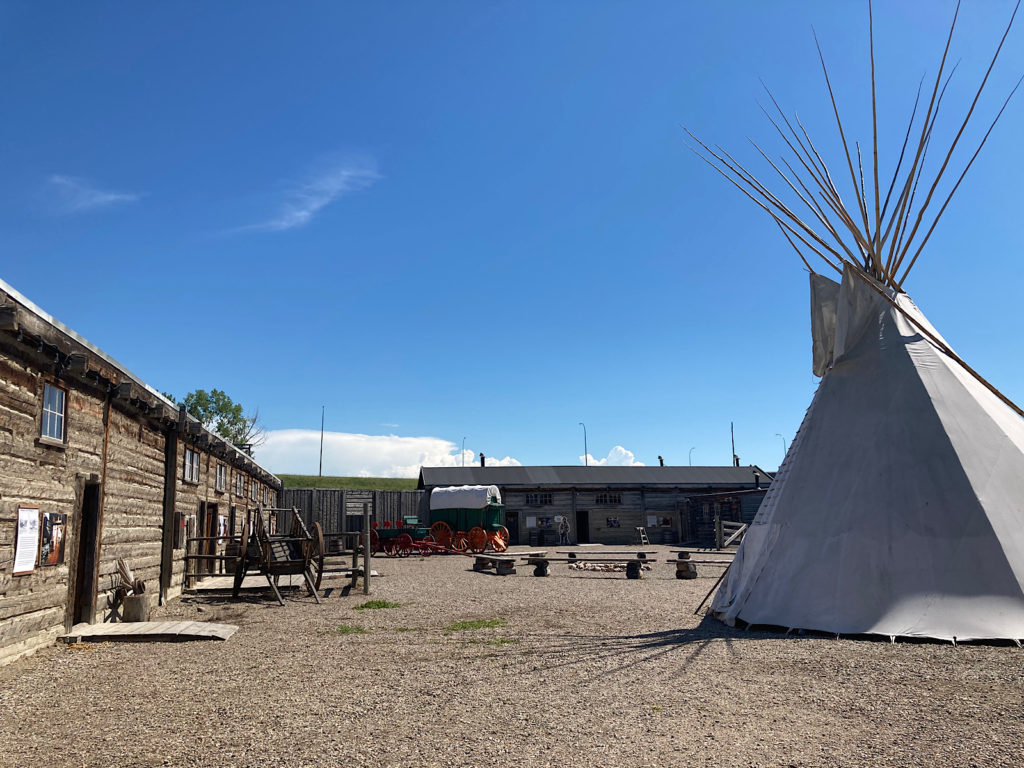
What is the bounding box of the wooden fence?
[279,488,426,534]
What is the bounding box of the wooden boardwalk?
[189,570,378,593]
[60,621,238,644]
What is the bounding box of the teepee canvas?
[713,264,1024,641]
[692,2,1024,641]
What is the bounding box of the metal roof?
[418,465,773,489]
[0,277,280,486]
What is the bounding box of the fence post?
[715,514,723,550]
[363,501,371,595]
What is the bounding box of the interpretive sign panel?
[14,507,40,575]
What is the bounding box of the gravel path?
[1,545,1022,767]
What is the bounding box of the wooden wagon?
[426,485,510,554]
[232,507,325,605]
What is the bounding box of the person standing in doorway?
[558,516,571,546]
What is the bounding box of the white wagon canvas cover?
[429,485,502,511]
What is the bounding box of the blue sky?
[3,2,1023,476]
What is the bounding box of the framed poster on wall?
[39,511,67,566]
[14,507,40,575]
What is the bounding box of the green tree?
[180,389,265,448]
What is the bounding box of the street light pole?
[689,446,696,466]
[318,405,325,482]
[776,433,788,460]
[579,422,588,466]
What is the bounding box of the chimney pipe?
[658,455,664,467]
[753,470,761,489]
[479,452,486,467]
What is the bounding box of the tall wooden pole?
[362,502,371,595]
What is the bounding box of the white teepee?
[712,265,1024,641]
[690,2,1024,641]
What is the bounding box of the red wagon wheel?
[489,525,509,553]
[467,526,488,554]
[418,534,435,557]
[452,532,469,552]
[370,528,381,556]
[429,521,453,548]
[395,533,414,558]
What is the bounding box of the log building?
[418,465,771,546]
[0,279,280,664]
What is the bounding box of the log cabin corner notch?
[0,278,281,665]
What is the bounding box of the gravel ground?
[1,544,1023,768]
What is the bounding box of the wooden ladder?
[635,527,650,546]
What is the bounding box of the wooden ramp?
[190,570,378,593]
[60,621,238,644]
[192,574,306,592]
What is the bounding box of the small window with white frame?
[250,480,258,501]
[41,383,67,443]
[183,447,200,484]
[215,464,226,492]
[526,492,552,506]
[235,474,244,497]
[595,492,622,505]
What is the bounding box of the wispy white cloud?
[580,445,645,467]
[254,429,521,478]
[244,156,380,232]
[47,174,140,213]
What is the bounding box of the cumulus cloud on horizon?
[580,445,645,467]
[254,429,521,478]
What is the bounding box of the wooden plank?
[59,621,237,643]
[526,557,659,564]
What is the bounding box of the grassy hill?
[277,474,419,491]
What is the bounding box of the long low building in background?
[0,279,280,665]
[418,465,772,546]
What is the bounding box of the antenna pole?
[318,406,325,481]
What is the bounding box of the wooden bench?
[672,551,733,579]
[473,554,518,576]
[471,550,548,576]
[526,556,658,580]
[556,550,657,561]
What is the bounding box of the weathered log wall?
[166,440,275,596]
[0,338,107,663]
[0,282,280,664]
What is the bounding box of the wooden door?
[575,510,590,544]
[72,482,101,625]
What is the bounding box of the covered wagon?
[428,485,509,553]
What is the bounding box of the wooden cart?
[232,507,324,605]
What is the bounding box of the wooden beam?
[0,303,19,331]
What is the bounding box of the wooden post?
[158,431,178,604]
[715,514,723,550]
[363,501,371,595]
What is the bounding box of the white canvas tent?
[691,3,1024,641]
[712,265,1024,641]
